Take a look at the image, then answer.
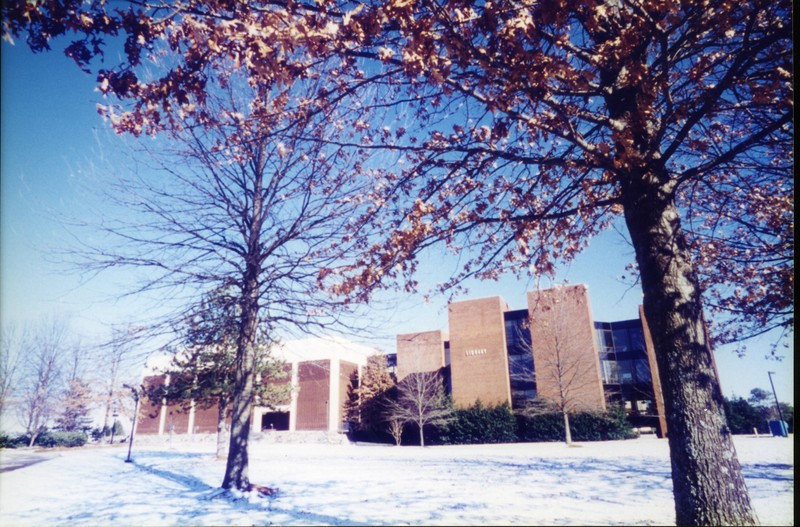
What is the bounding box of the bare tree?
[0,324,25,424]
[16,317,69,446]
[97,329,140,436]
[151,287,290,459]
[54,341,95,432]
[51,71,377,490]
[385,370,451,447]
[528,286,607,445]
[386,416,404,446]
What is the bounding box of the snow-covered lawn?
[0,434,793,526]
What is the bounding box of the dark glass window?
[386,353,397,368]
[596,329,614,357]
[629,327,646,352]
[612,328,631,352]
[596,318,656,411]
[600,359,619,384]
[504,310,536,407]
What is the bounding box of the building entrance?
[261,411,290,431]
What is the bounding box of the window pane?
[612,328,631,352]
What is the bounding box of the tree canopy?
[4,1,791,348]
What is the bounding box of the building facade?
[136,336,376,436]
[396,284,669,436]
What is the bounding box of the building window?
[601,359,619,384]
[596,320,657,427]
[504,310,536,408]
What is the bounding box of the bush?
[516,412,565,442]
[34,431,88,448]
[91,426,108,441]
[570,406,637,441]
[434,401,517,445]
[516,405,636,443]
[347,427,394,444]
[723,397,770,434]
[0,432,31,449]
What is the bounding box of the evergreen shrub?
[569,406,636,441]
[433,401,517,445]
[723,397,771,434]
[516,405,636,442]
[35,431,88,448]
[91,426,109,441]
[0,433,32,448]
[0,432,21,448]
[515,412,564,442]
[347,428,394,444]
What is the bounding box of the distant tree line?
[723,388,794,435]
[1,317,136,447]
[1,289,294,452]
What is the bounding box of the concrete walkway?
[0,449,57,473]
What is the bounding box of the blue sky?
[1,39,793,405]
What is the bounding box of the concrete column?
[289,361,299,432]
[187,398,196,435]
[329,358,341,432]
[158,374,170,435]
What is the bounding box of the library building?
[136,284,689,439]
[394,284,671,436]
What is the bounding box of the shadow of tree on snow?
[126,451,373,526]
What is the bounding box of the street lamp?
[110,410,119,444]
[123,384,141,463]
[767,371,786,430]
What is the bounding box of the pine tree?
[345,354,395,436]
[56,379,94,432]
[151,288,290,457]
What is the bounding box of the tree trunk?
[221,275,259,490]
[419,422,425,447]
[620,172,757,525]
[563,411,572,446]
[390,421,403,446]
[216,397,229,459]
[222,145,266,491]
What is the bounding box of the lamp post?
[767,371,785,427]
[110,410,119,444]
[123,384,141,463]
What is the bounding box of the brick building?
[136,336,376,436]
[396,284,669,436]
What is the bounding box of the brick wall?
[192,404,222,434]
[396,330,447,380]
[295,360,330,431]
[448,296,512,407]
[528,285,606,412]
[639,305,668,437]
[136,375,166,434]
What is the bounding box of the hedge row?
[0,431,88,448]
[516,405,637,442]
[426,402,636,445]
[434,401,517,445]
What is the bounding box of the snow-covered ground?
[0,433,793,526]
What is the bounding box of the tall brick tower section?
[395,330,447,381]
[527,285,606,412]
[448,296,513,408]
